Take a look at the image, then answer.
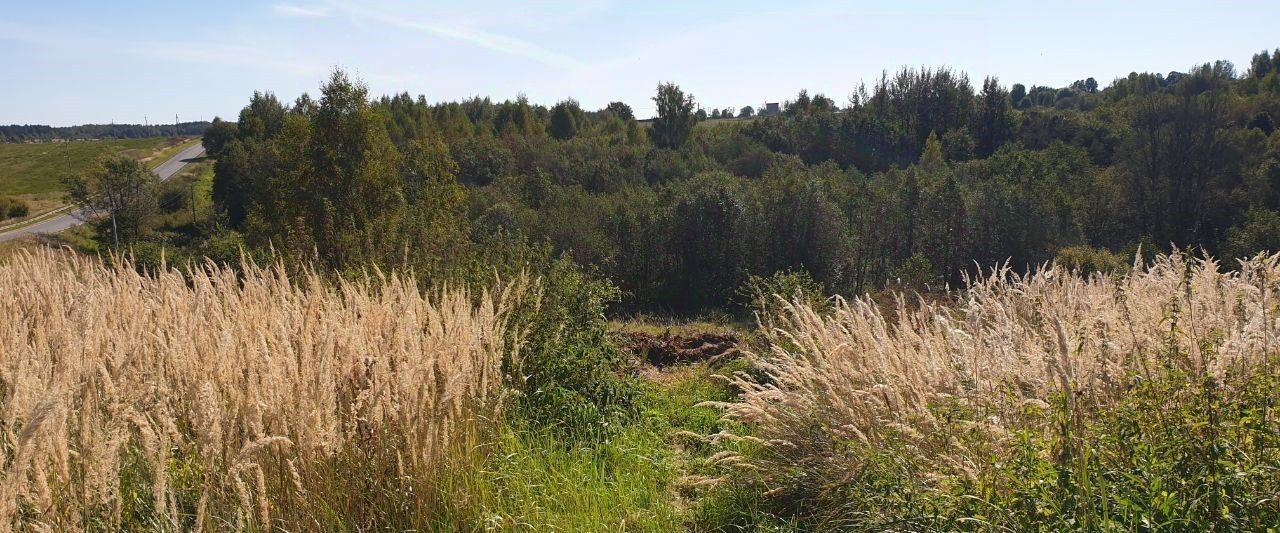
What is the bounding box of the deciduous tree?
[64,155,159,246]
[651,83,697,149]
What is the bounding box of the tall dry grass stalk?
[708,252,1280,499]
[0,248,522,530]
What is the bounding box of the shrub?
[890,251,940,292]
[1224,208,1280,261]
[707,252,1280,530]
[1053,244,1129,275]
[644,148,692,184]
[453,233,640,440]
[0,196,30,220]
[734,269,828,325]
[157,178,192,214]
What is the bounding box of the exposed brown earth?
[614,331,742,368]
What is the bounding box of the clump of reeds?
[707,252,1280,528]
[0,248,522,530]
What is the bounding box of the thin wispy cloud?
[272,3,333,19]
[135,41,325,77]
[0,18,325,78]
[0,19,85,50]
[325,1,583,70]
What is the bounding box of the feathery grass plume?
[0,248,522,530]
[710,251,1280,529]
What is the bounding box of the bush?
[157,178,192,213]
[1053,244,1129,275]
[1224,208,1280,261]
[453,233,640,440]
[644,148,692,184]
[890,251,940,292]
[734,269,828,324]
[0,195,30,220]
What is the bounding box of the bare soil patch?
[615,331,741,369]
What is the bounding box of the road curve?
[0,142,207,242]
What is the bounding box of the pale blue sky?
[1,1,1277,126]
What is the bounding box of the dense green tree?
[201,117,238,157]
[975,77,1015,157]
[1225,208,1280,259]
[752,163,853,287]
[1249,111,1276,136]
[549,99,583,140]
[651,83,697,149]
[237,91,287,141]
[494,97,541,136]
[63,155,159,245]
[868,67,974,153]
[942,127,976,161]
[451,135,514,186]
[0,122,210,142]
[240,70,407,270]
[603,101,635,120]
[660,172,749,312]
[1251,49,1276,78]
[1011,83,1027,108]
[919,131,944,170]
[211,138,255,227]
[193,50,1280,319]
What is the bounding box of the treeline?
[0,122,210,142]
[189,49,1280,315]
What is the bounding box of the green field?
[0,137,195,197]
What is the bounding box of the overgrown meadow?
[3,248,1280,531]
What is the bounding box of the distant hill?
[0,122,210,143]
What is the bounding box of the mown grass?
[0,137,193,197]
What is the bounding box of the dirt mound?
[615,331,741,368]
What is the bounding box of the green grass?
[452,333,795,532]
[0,137,194,197]
[473,423,682,531]
[609,314,751,337]
[154,159,214,228]
[0,223,99,262]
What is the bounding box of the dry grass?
[707,252,1280,526]
[0,248,522,531]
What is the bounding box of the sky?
[1,0,1278,126]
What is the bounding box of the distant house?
[761,102,781,117]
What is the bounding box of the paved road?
[0,142,207,242]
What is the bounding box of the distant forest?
[171,48,1280,315]
[0,122,210,142]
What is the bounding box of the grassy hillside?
[0,137,195,197]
